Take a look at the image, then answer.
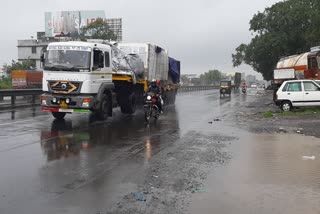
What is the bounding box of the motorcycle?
[144,92,160,123]
[242,87,247,94]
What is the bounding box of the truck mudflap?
[41,107,90,113]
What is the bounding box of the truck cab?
[41,41,143,120]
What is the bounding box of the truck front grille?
[49,81,81,94]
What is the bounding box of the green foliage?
[0,60,35,89]
[81,18,117,41]
[0,76,12,89]
[200,69,222,85]
[232,0,320,80]
[2,60,35,77]
[262,111,274,118]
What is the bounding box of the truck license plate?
[60,101,68,109]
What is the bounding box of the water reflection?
[40,106,180,162]
[40,120,87,161]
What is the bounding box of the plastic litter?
[302,156,315,160]
[192,189,208,193]
[134,192,146,201]
[214,119,221,122]
[208,121,213,124]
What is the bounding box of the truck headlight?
[52,97,57,103]
[66,98,70,104]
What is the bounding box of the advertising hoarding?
[45,11,106,37]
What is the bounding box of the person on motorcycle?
[241,81,247,93]
[148,79,163,113]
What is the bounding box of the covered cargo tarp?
[117,43,169,81]
[168,57,180,83]
[126,54,144,78]
[111,46,144,78]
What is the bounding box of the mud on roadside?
[233,90,320,138]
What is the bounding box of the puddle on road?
[190,133,320,214]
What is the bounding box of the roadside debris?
[134,192,146,201]
[214,118,221,122]
[208,121,213,124]
[191,189,208,193]
[302,156,315,160]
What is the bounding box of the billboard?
[45,11,106,37]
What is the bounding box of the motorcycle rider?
[241,81,247,93]
[147,79,163,113]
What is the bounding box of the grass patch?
[262,111,274,118]
[262,108,320,118]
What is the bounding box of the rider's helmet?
[151,79,157,87]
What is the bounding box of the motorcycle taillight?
[152,98,157,103]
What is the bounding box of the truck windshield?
[45,49,91,72]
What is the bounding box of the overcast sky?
[0,0,280,79]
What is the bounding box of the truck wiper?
[44,65,64,71]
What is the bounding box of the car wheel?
[281,101,292,112]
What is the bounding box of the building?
[241,72,246,81]
[246,75,256,85]
[18,11,123,70]
[17,35,72,69]
[106,18,122,41]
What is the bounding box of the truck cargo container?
[12,70,43,89]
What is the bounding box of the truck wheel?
[120,93,136,114]
[281,101,292,112]
[52,112,66,120]
[96,94,111,120]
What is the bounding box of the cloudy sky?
[0,0,279,79]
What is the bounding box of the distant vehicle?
[220,80,232,97]
[275,80,320,111]
[250,83,257,88]
[226,72,241,89]
[12,70,43,89]
[273,46,320,87]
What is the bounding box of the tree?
[2,60,35,77]
[200,69,222,85]
[81,18,117,41]
[232,0,320,80]
[0,60,35,89]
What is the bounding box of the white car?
[275,80,320,111]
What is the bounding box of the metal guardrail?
[0,89,42,105]
[179,85,219,92]
[0,86,215,107]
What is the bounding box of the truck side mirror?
[40,53,45,63]
[40,53,45,68]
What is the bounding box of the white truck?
[41,40,180,120]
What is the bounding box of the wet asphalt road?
[1,89,320,214]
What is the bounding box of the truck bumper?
[40,93,95,113]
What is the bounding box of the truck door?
[302,81,320,106]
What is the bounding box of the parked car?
[275,80,320,111]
